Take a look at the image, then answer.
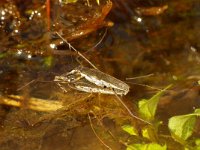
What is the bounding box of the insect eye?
[68,77,74,82]
[104,86,107,88]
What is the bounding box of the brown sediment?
[54,1,113,42]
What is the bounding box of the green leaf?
[122,125,138,136]
[138,85,172,120]
[194,146,200,150]
[194,139,200,150]
[43,56,53,68]
[195,139,200,146]
[194,109,200,116]
[0,53,7,59]
[16,44,26,49]
[127,143,167,150]
[168,115,196,141]
[168,109,200,141]
[142,128,150,139]
[141,127,157,141]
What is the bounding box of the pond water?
[0,0,200,149]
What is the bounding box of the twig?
[0,93,93,113]
[0,95,63,112]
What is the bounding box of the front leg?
[57,83,68,93]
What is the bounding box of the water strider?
[55,32,151,124]
[55,32,130,95]
[54,66,130,95]
[54,66,151,125]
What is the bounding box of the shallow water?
[0,0,200,149]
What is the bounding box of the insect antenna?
[125,82,162,91]
[17,79,36,91]
[83,28,108,55]
[56,32,98,70]
[17,79,54,91]
[126,73,154,80]
[125,73,162,91]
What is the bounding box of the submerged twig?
[135,5,168,16]
[0,93,94,113]
[0,95,63,112]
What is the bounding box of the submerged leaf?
[0,53,7,59]
[168,108,200,141]
[194,139,200,150]
[194,109,200,115]
[194,147,200,150]
[138,85,172,120]
[122,125,138,136]
[141,127,157,141]
[127,143,167,150]
[195,139,200,146]
[43,56,53,68]
[60,0,78,4]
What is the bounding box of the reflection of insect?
[54,66,130,95]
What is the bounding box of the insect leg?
[17,79,36,91]
[56,32,98,70]
[113,90,152,125]
[57,83,69,93]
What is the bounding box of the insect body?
[54,66,130,95]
